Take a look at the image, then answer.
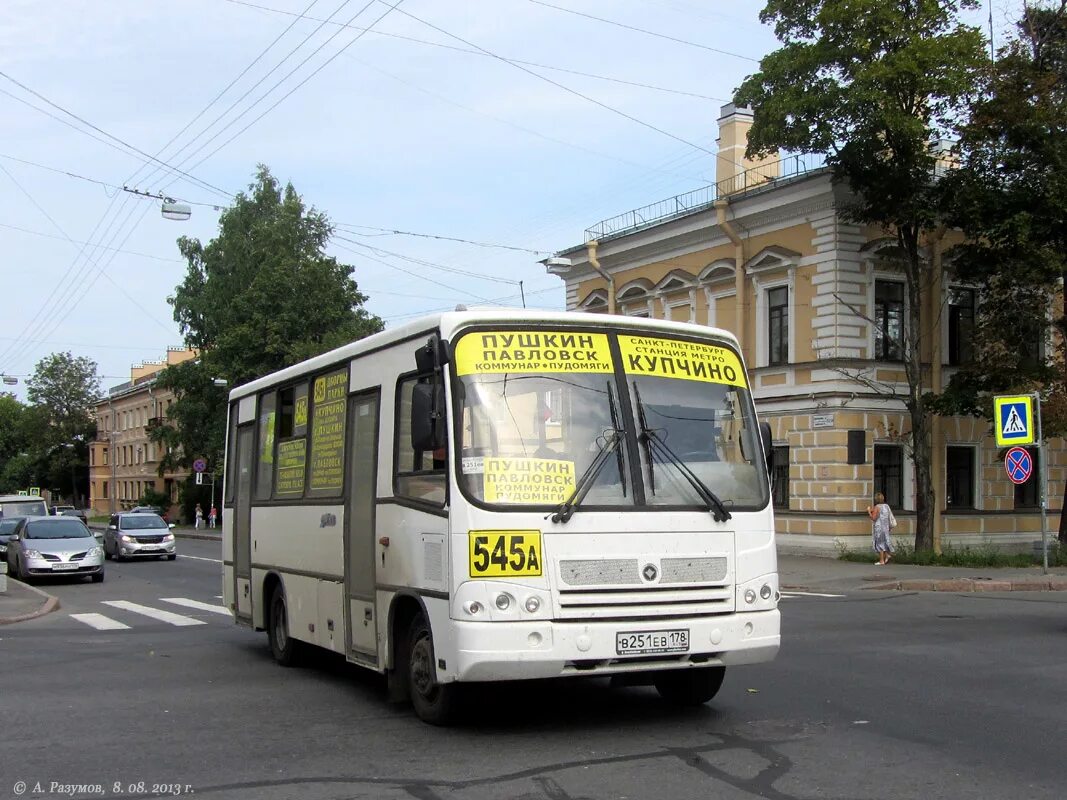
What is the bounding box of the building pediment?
[744,245,801,274]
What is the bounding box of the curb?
[174,531,222,542]
[0,580,61,625]
[865,578,1067,592]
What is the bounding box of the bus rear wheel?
[654,666,726,706]
[406,612,460,725]
[268,584,302,667]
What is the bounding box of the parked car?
[60,508,89,524]
[50,505,75,516]
[0,494,48,518]
[130,505,164,515]
[104,513,176,561]
[0,516,25,559]
[5,516,104,583]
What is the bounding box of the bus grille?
[556,557,733,619]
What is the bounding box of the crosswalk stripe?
[780,591,845,598]
[160,598,230,616]
[102,600,206,626]
[70,613,131,631]
[178,554,222,563]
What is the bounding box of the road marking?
[70,613,131,631]
[780,591,846,598]
[102,600,206,626]
[177,554,222,563]
[160,597,230,616]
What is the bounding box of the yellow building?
[88,347,198,518]
[546,104,1062,554]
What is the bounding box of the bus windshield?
[454,330,630,508]
[452,328,767,511]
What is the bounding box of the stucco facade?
[546,105,1062,554]
[88,347,197,518]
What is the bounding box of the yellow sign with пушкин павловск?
[454,331,613,375]
[482,457,577,505]
[619,335,747,388]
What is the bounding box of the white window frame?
[754,276,795,368]
[868,271,908,362]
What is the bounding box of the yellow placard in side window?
[482,457,576,505]
[469,530,543,577]
[619,335,747,387]
[454,331,613,375]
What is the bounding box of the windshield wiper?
[550,381,627,524]
[632,382,732,523]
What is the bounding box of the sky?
[0,0,1019,400]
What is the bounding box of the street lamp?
[2,374,16,386]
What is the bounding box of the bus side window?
[395,374,446,505]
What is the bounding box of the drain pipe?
[587,239,616,314]
[715,200,745,351]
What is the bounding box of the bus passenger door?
[344,390,380,662]
[233,425,254,621]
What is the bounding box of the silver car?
[5,516,105,583]
[104,513,176,561]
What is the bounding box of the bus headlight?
[524,596,541,613]
[494,593,513,611]
[760,584,773,600]
[744,589,757,604]
[464,601,483,616]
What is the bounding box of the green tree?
[153,165,383,475]
[25,352,100,505]
[735,0,987,551]
[938,1,1067,543]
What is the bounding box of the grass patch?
[837,540,1066,568]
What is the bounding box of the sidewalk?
[0,578,59,625]
[779,554,1067,593]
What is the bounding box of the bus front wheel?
[654,666,726,706]
[268,584,302,667]
[406,612,460,725]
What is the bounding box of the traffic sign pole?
[1036,394,1048,574]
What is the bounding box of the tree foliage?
[735,0,988,551]
[0,353,100,502]
[937,1,1067,541]
[153,165,383,475]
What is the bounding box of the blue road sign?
[1004,447,1033,485]
[994,395,1034,446]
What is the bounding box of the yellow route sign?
[619,335,747,387]
[455,331,613,375]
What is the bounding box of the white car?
[104,513,176,561]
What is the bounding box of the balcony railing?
[584,154,825,243]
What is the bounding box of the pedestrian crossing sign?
[993,395,1034,447]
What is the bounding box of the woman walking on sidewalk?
[194,503,203,530]
[867,492,895,565]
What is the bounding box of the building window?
[948,288,974,366]
[767,286,789,366]
[1014,447,1040,508]
[772,445,789,509]
[874,445,903,509]
[874,280,904,361]
[103,449,108,466]
[102,481,108,499]
[945,446,975,508]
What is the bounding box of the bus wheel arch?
[266,576,303,667]
[386,593,426,702]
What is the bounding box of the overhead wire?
[334,223,548,255]
[0,222,184,263]
[386,4,738,165]
[526,0,759,62]
[177,0,406,177]
[0,71,233,199]
[220,0,726,101]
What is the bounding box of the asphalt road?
[3,541,1066,800]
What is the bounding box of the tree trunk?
[1060,269,1067,546]
[902,228,935,551]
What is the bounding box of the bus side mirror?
[760,421,773,473]
[411,382,446,452]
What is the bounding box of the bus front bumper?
[449,609,780,682]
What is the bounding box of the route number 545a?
[468,531,543,578]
